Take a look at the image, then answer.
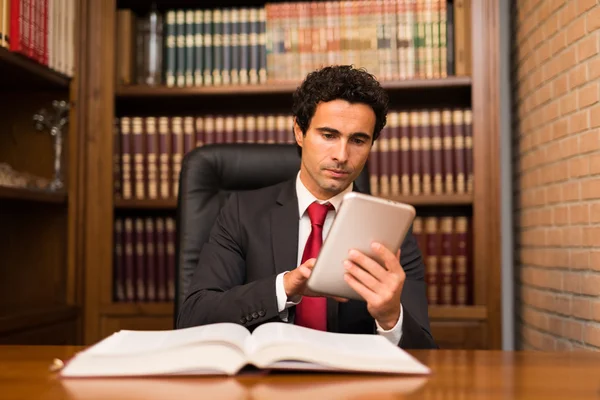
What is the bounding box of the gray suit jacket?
[177,178,437,349]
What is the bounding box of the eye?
[351,137,366,144]
[322,133,336,140]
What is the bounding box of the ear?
[293,118,304,147]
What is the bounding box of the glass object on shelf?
[33,100,70,191]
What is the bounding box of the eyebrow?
[315,126,372,141]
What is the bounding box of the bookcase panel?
[79,0,502,349]
[430,321,487,350]
[101,316,173,338]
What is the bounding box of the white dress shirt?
[274,172,404,345]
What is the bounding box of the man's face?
[294,99,376,200]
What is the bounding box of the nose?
[332,140,349,163]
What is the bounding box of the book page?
[84,323,251,356]
[248,323,430,374]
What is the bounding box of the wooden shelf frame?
[0,186,67,204]
[114,194,472,210]
[116,76,472,98]
[0,305,79,336]
[101,302,487,321]
[0,48,71,89]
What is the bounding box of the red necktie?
[295,201,334,331]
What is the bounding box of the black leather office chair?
[173,143,371,326]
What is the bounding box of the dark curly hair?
[292,65,389,143]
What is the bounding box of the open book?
[59,322,431,377]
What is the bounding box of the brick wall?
[513,0,600,350]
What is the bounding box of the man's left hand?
[343,242,404,330]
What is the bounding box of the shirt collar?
[296,171,353,218]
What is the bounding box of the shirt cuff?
[275,272,302,321]
[375,304,404,345]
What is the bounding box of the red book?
[9,0,30,55]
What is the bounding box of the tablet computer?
[306,192,416,301]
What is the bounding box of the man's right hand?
[283,258,348,302]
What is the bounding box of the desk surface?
[1,346,600,399]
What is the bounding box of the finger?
[297,265,312,279]
[396,249,401,259]
[344,260,381,292]
[344,273,378,304]
[372,242,403,274]
[302,258,317,269]
[333,296,349,302]
[347,249,387,281]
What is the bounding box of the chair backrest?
[174,143,370,325]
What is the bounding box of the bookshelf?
[0,47,71,89]
[78,0,502,350]
[0,0,80,345]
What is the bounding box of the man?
[178,65,437,349]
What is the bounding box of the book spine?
[113,118,121,198]
[144,218,156,302]
[175,10,185,87]
[183,116,195,152]
[214,115,225,143]
[446,0,454,75]
[132,117,146,200]
[165,10,176,87]
[166,218,176,301]
[134,218,146,302]
[389,113,400,197]
[195,116,204,147]
[185,9,195,87]
[239,8,249,84]
[420,110,431,195]
[155,218,167,302]
[113,218,125,302]
[203,10,213,85]
[148,8,163,85]
[440,216,453,305]
[410,111,421,195]
[124,217,135,301]
[276,115,287,144]
[171,116,184,198]
[224,115,235,144]
[145,117,158,200]
[245,115,256,143]
[265,115,276,144]
[379,122,391,196]
[194,10,203,86]
[453,0,466,76]
[249,8,259,84]
[453,109,466,194]
[258,7,267,83]
[442,109,454,194]
[464,109,473,193]
[230,8,239,85]
[256,115,266,143]
[120,117,132,199]
[399,111,411,196]
[158,117,171,199]
[204,115,215,145]
[235,115,245,143]
[425,216,439,305]
[455,216,469,305]
[212,9,222,86]
[439,0,447,77]
[431,110,443,195]
[221,8,231,85]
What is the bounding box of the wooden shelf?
[114,198,177,209]
[101,302,486,321]
[0,48,71,89]
[0,305,78,335]
[381,193,473,206]
[116,77,472,98]
[428,305,487,320]
[114,194,472,210]
[0,186,67,204]
[101,302,174,316]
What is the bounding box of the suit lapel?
[271,179,299,275]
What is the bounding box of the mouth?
[325,169,350,178]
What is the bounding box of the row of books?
[112,214,471,306]
[0,0,76,77]
[114,108,472,200]
[116,0,472,87]
[113,108,472,201]
[113,217,176,303]
[413,215,471,306]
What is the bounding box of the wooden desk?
[2,346,600,399]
